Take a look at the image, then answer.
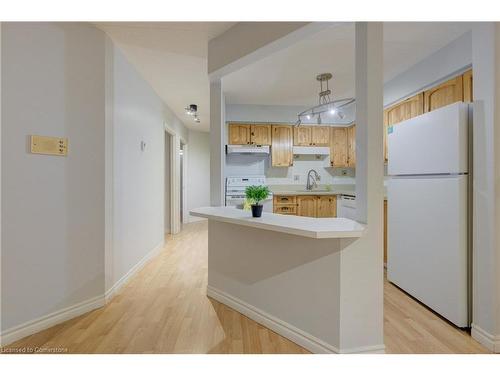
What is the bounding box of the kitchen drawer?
[274,205,297,215]
[274,195,297,205]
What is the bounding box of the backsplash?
[225,153,355,186]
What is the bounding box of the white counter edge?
[190,206,365,239]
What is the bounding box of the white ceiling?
[223,22,474,106]
[96,22,474,132]
[95,22,235,131]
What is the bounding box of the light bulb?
[306,114,311,120]
[330,108,336,115]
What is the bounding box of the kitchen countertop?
[269,184,387,199]
[190,206,365,239]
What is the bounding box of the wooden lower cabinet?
[274,195,337,218]
[317,196,337,218]
[273,195,297,215]
[297,196,318,217]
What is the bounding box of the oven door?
[225,195,245,209]
[225,195,274,212]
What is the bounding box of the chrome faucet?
[306,169,320,190]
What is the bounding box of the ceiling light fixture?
[296,73,354,126]
[185,104,198,116]
[185,104,201,123]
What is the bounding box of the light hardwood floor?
[5,221,489,354]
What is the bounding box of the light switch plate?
[30,135,68,156]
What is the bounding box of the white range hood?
[293,146,330,156]
[226,145,270,154]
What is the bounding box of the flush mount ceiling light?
[296,73,354,126]
[185,104,198,115]
[185,104,201,123]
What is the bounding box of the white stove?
[225,176,273,212]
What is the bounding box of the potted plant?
[245,185,270,218]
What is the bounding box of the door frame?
[180,140,188,225]
[164,122,187,235]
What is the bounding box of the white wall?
[1,23,106,332]
[186,130,211,221]
[111,45,167,287]
[383,31,472,107]
[225,153,355,186]
[470,23,500,352]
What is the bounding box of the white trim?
[338,345,386,354]
[0,240,164,347]
[471,324,500,352]
[0,295,105,347]
[105,240,164,302]
[207,285,378,354]
[181,142,188,225]
[207,286,338,353]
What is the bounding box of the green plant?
[245,185,270,206]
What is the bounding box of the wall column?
[471,22,500,352]
[210,79,225,206]
[336,22,385,353]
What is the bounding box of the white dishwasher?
[337,195,356,220]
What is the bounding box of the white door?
[388,102,469,175]
[387,175,468,327]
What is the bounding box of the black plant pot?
[251,204,264,218]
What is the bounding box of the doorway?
[165,131,172,235]
[179,142,185,229]
[164,125,187,235]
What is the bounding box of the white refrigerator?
[387,102,470,327]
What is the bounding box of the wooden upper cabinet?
[271,125,293,167]
[317,196,337,218]
[463,69,473,103]
[250,124,271,145]
[228,124,251,145]
[424,75,463,113]
[383,93,424,162]
[293,126,312,146]
[330,127,348,168]
[385,93,424,126]
[297,196,317,217]
[228,123,272,145]
[347,125,356,168]
[311,126,330,146]
[294,126,330,146]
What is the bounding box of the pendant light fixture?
[296,73,354,126]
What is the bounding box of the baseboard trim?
[0,295,105,347]
[338,345,386,354]
[207,286,385,354]
[209,285,338,353]
[105,240,164,302]
[0,240,165,347]
[471,323,500,352]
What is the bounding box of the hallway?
[6,222,489,354]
